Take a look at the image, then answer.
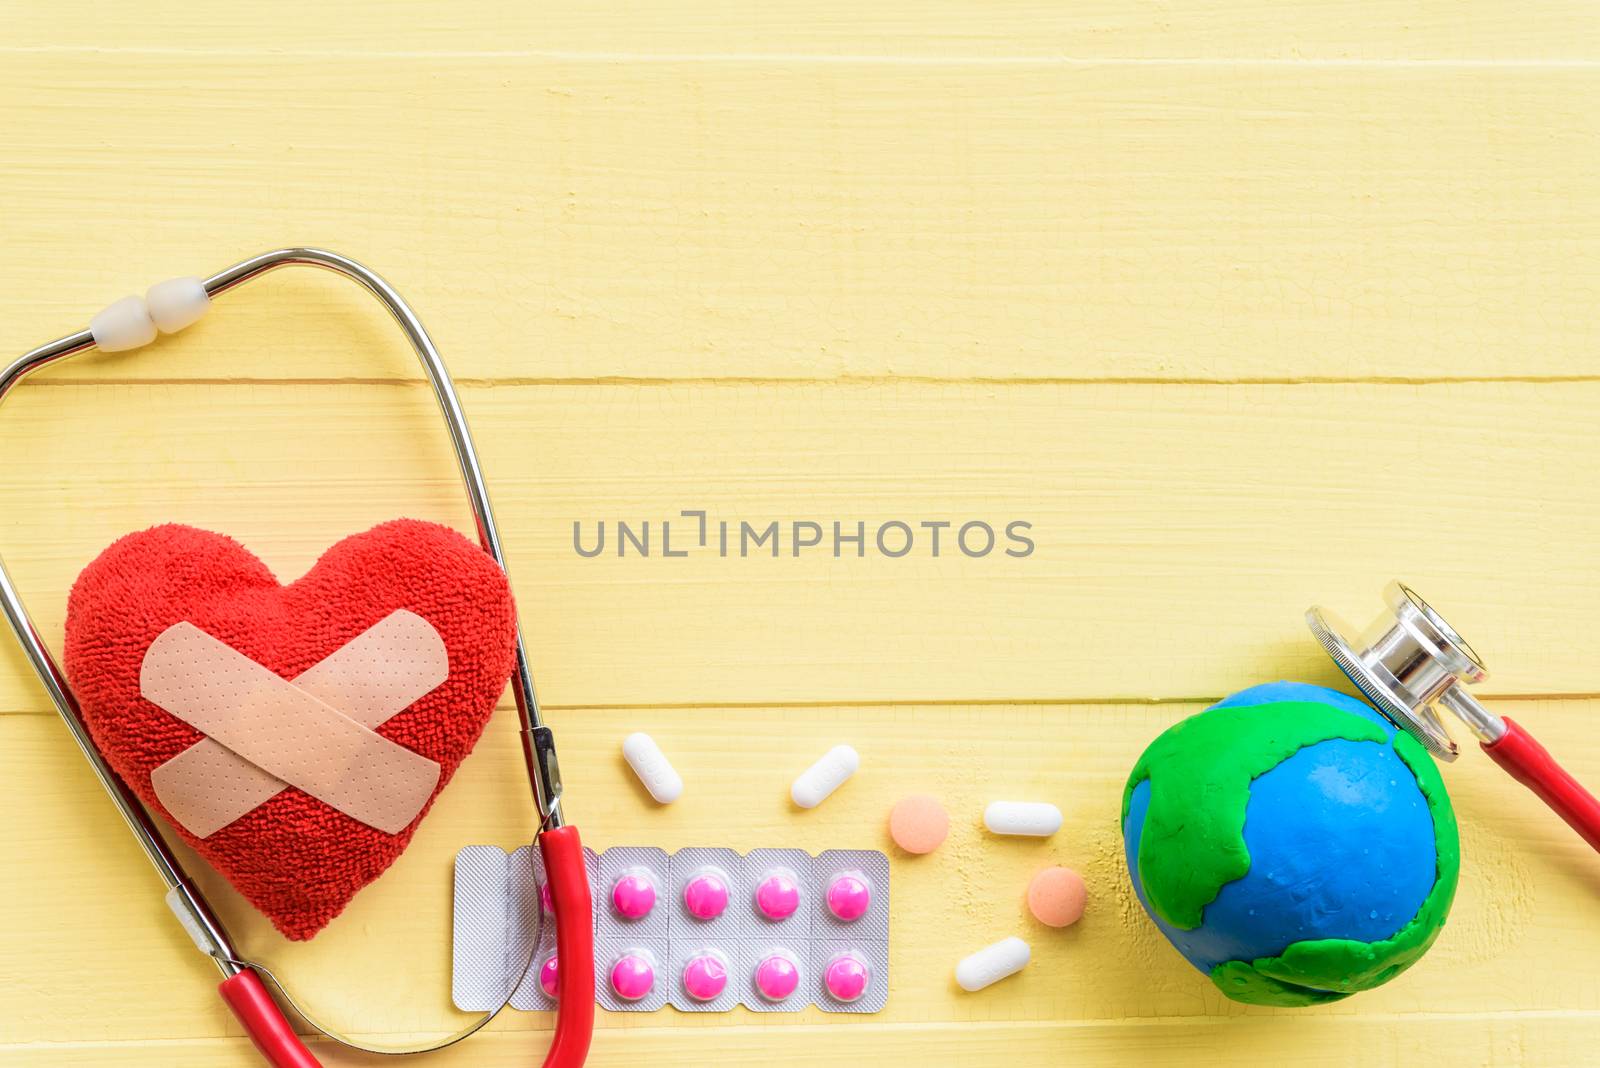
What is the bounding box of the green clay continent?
[1209,960,1353,1007]
[1121,700,1388,931]
[1207,730,1460,1005]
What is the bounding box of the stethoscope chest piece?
[1307,581,1498,761]
[1309,581,1600,854]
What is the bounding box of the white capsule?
[955,936,1031,992]
[622,732,682,804]
[983,801,1063,838]
[791,744,859,809]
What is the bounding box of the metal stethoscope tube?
[0,249,594,1066]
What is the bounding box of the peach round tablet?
[888,794,949,854]
[1027,866,1087,928]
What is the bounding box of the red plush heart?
[63,519,516,940]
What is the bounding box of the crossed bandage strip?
[142,610,447,838]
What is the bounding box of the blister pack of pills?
[453,844,890,1014]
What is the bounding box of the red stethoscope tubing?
[219,970,321,1068]
[1484,717,1600,852]
[539,825,597,1067]
[218,825,596,1068]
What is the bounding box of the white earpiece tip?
[146,277,209,334]
[89,295,157,352]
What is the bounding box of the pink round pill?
[826,872,872,922]
[683,871,730,920]
[539,954,559,998]
[681,951,729,1001]
[539,882,555,915]
[824,952,870,1003]
[754,951,801,1001]
[610,952,656,1001]
[755,871,801,921]
[611,871,657,920]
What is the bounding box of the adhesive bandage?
[142,612,446,836]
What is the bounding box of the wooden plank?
[2,380,1599,710]
[5,2,1600,60]
[5,1014,1600,1068]
[4,55,1600,383]
[3,699,1599,1052]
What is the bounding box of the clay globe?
[1121,681,1459,1006]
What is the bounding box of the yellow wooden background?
[5,4,1600,1065]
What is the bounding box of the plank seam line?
[22,374,1600,389]
[5,1007,1600,1050]
[8,47,1600,68]
[4,691,1595,717]
[526,692,1600,710]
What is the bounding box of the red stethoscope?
[0,249,595,1066]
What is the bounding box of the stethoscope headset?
[2,250,1598,1068]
